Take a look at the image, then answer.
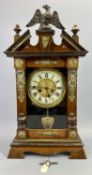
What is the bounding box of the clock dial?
[27,69,66,108]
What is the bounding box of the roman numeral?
[51,97,54,101]
[45,72,48,78]
[45,98,48,104]
[55,92,60,97]
[33,92,37,97]
[31,86,37,89]
[55,80,60,84]
[57,86,62,90]
[33,80,38,83]
[38,74,42,79]
[51,75,55,79]
[38,96,42,101]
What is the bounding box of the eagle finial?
[26,5,65,31]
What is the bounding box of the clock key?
[40,160,58,171]
[40,160,58,166]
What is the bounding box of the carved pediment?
[4,5,88,58]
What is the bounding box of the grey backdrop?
[0,0,92,175]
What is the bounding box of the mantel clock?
[5,5,88,159]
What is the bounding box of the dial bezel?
[27,68,66,108]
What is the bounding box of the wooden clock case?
[5,5,88,159]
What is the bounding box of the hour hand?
[47,93,51,98]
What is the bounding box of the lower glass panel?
[27,115,67,129]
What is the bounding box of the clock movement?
[5,5,88,159]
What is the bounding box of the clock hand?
[47,92,51,98]
[45,87,54,98]
[38,86,51,97]
[38,86,54,91]
[38,86,47,92]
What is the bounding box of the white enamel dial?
[27,69,66,108]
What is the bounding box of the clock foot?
[69,147,87,159]
[8,147,24,159]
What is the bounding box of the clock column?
[14,25,27,140]
[67,25,79,139]
[14,59,27,139]
[67,58,78,138]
